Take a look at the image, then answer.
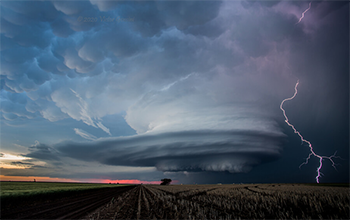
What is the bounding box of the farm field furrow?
[1,185,136,219]
[89,184,349,220]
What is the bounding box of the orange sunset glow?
[0,175,161,184]
[0,175,79,182]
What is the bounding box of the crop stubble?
[88,184,349,219]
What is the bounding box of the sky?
[0,0,348,184]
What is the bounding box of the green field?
[0,181,127,199]
[0,182,126,209]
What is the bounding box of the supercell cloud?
[0,1,348,183]
[56,129,284,173]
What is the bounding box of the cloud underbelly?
[58,129,284,173]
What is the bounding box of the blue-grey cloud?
[25,141,60,161]
[25,129,285,173]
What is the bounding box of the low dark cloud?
[55,130,284,173]
[9,161,35,167]
[25,141,60,161]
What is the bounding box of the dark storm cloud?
[241,0,282,8]
[23,129,285,175]
[9,161,35,167]
[282,2,349,137]
[298,1,348,20]
[1,0,348,183]
[115,1,222,37]
[55,130,285,173]
[25,141,60,161]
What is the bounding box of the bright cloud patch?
[0,153,33,169]
[74,128,97,140]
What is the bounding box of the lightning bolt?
[296,2,312,24]
[280,80,341,183]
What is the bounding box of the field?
[89,184,350,220]
[0,181,127,198]
[1,182,349,219]
[1,182,135,219]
